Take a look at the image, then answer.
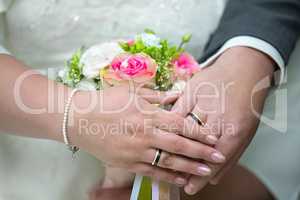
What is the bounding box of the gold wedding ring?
[152,149,162,166]
[188,112,205,126]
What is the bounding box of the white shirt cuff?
[200,36,285,85]
[0,45,10,55]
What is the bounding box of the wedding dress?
[0,0,300,200]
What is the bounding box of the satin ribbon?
[130,175,160,200]
[130,175,144,200]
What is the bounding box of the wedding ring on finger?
[152,149,162,166]
[188,112,205,126]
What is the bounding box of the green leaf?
[119,41,130,51]
[144,28,156,35]
[65,47,85,87]
[182,33,192,43]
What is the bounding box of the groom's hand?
[172,47,275,195]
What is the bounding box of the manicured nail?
[197,166,212,176]
[175,177,187,185]
[206,135,218,144]
[211,152,226,163]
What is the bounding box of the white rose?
[80,42,123,78]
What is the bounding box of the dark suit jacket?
[201,0,300,65]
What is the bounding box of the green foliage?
[178,33,193,50]
[94,77,103,90]
[182,33,192,43]
[119,33,192,90]
[119,30,193,91]
[144,28,156,35]
[65,48,84,87]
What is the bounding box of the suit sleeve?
[0,14,9,54]
[201,0,300,64]
[0,0,12,54]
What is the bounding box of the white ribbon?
[130,175,143,200]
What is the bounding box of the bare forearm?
[0,54,68,142]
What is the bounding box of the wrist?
[68,90,102,149]
[215,46,275,83]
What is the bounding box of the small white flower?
[171,80,187,93]
[58,69,67,79]
[76,79,98,91]
[57,68,73,86]
[80,42,124,78]
[135,33,161,48]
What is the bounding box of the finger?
[142,149,212,176]
[188,103,223,138]
[188,104,221,138]
[184,131,246,195]
[171,90,196,117]
[131,163,188,186]
[186,111,207,127]
[153,111,219,145]
[138,88,182,105]
[150,129,226,163]
[210,138,250,185]
[185,117,220,145]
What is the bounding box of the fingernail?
[211,152,226,163]
[185,184,196,195]
[175,177,187,185]
[206,135,218,144]
[197,166,211,176]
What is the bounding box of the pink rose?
[127,39,135,46]
[104,53,158,83]
[173,53,199,80]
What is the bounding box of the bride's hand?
[71,84,226,186]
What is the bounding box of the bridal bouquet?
[57,29,200,200]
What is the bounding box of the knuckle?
[157,172,175,183]
[164,174,176,183]
[161,153,174,168]
[145,133,155,146]
[176,117,185,130]
[172,138,185,154]
[201,147,215,158]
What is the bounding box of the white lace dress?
[0,0,225,199]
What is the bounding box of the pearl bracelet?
[62,88,80,156]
